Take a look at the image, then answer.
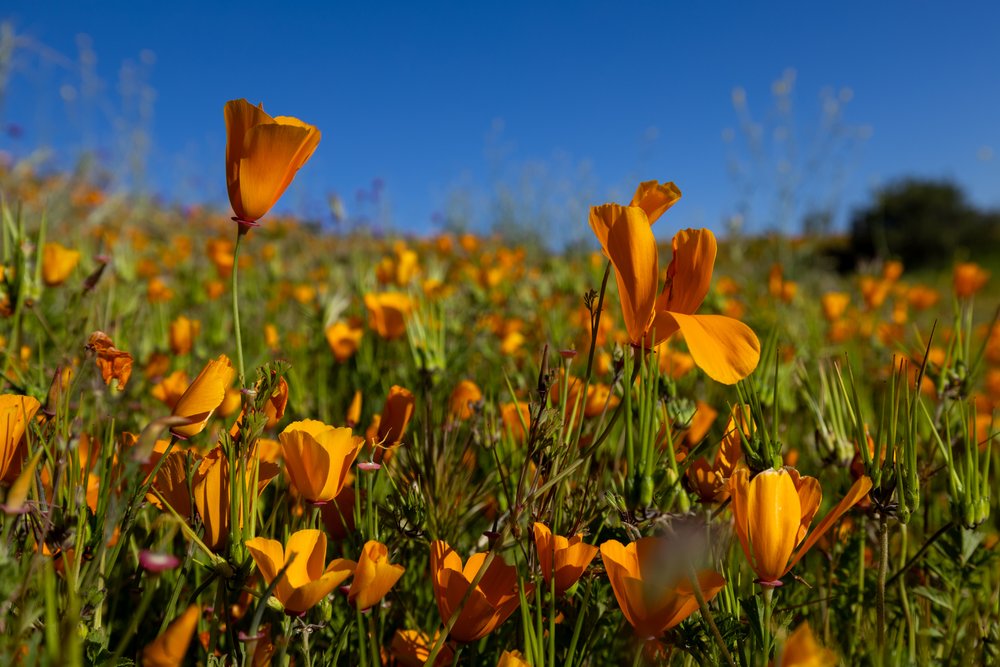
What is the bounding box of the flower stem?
[761,585,774,667]
[231,225,248,386]
[689,565,735,667]
[876,512,889,654]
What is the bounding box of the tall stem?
[761,586,774,667]
[231,225,248,385]
[876,513,889,654]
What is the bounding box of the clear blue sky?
[2,1,998,244]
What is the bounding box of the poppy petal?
[659,313,760,384]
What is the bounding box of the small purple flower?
[139,550,180,573]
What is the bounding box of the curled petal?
[658,313,760,384]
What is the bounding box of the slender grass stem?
[231,224,248,385]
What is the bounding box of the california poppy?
[591,187,760,384]
[532,522,598,595]
[141,604,200,667]
[347,540,406,610]
[449,380,482,420]
[430,540,524,643]
[374,385,414,450]
[729,466,872,585]
[279,420,363,504]
[170,355,235,438]
[42,242,81,286]
[193,445,278,551]
[325,319,365,362]
[169,316,200,356]
[600,537,725,639]
[954,262,989,298]
[245,529,355,615]
[390,629,454,666]
[0,395,41,483]
[774,621,837,667]
[224,99,321,225]
[364,292,412,340]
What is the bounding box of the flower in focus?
[224,99,321,224]
[430,540,524,643]
[347,540,406,610]
[532,522,598,595]
[42,242,81,286]
[245,529,355,615]
[590,184,760,383]
[774,621,837,666]
[730,466,872,585]
[599,537,725,639]
[279,419,363,504]
[141,604,200,667]
[170,355,235,438]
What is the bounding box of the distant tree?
[848,178,1000,268]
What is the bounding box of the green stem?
[690,566,735,667]
[876,513,889,655]
[232,225,248,385]
[761,586,774,667]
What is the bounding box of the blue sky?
[2,1,998,244]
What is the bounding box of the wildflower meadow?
[0,45,998,667]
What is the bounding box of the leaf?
[911,585,953,610]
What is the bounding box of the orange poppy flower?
[532,522,598,595]
[599,537,725,639]
[430,540,524,643]
[449,380,483,420]
[591,190,760,383]
[279,420,363,504]
[141,604,200,667]
[170,355,235,438]
[819,292,850,322]
[954,262,989,298]
[325,319,365,362]
[0,394,41,482]
[224,99,321,225]
[364,292,412,340]
[390,629,454,666]
[346,390,363,428]
[347,540,406,610]
[245,529,355,615]
[497,650,531,667]
[774,621,837,667]
[193,445,278,551]
[42,242,81,286]
[169,316,200,356]
[729,466,872,585]
[375,385,415,449]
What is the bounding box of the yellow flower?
[225,99,321,224]
[141,604,200,667]
[279,420,363,504]
[42,242,81,286]
[389,629,454,666]
[245,529,355,614]
[600,537,725,639]
[591,183,760,384]
[170,355,235,438]
[730,466,872,585]
[497,650,531,667]
[347,540,406,610]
